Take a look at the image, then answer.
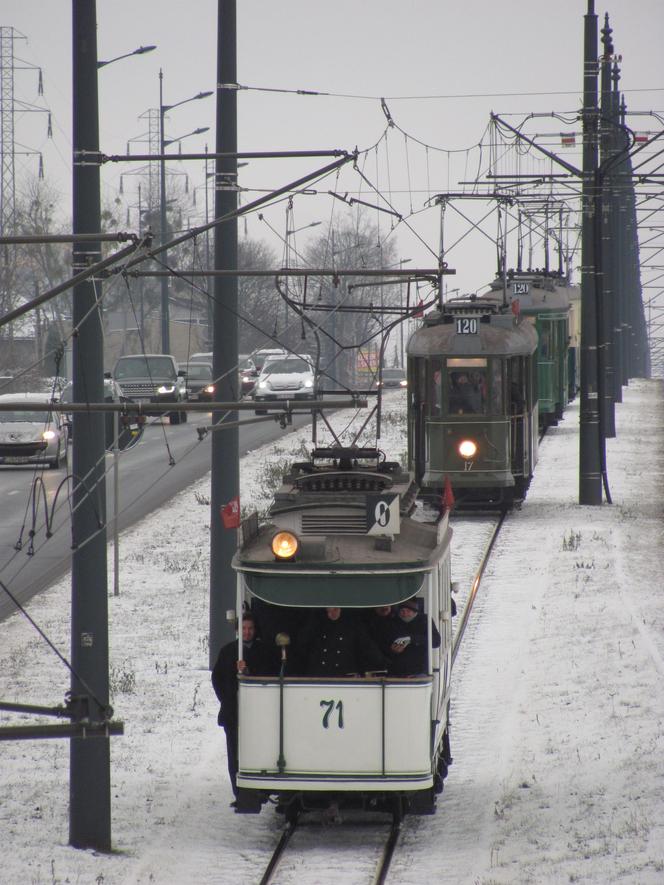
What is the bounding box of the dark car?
[180,361,215,402]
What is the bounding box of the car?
[250,348,288,373]
[111,354,188,425]
[238,356,258,397]
[252,355,317,412]
[0,393,69,469]
[376,367,408,389]
[180,361,216,402]
[59,379,143,451]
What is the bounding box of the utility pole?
[579,0,603,505]
[159,69,170,354]
[209,0,239,666]
[70,0,111,849]
[599,13,616,438]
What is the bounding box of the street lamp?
[97,45,157,69]
[159,69,213,353]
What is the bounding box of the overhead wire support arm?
[116,153,357,276]
[0,232,140,245]
[0,235,151,330]
[490,112,583,178]
[77,148,350,164]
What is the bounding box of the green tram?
[489,271,574,428]
[232,447,454,819]
[407,296,539,508]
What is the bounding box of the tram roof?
[407,305,538,358]
[488,272,577,313]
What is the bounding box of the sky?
[3,0,663,299]
[1,379,663,883]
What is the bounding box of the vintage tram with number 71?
[232,447,454,819]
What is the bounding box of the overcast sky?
[3,0,662,294]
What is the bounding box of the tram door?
[507,356,526,478]
[408,358,428,484]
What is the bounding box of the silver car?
[0,393,69,469]
[253,356,317,413]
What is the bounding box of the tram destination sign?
[455,316,478,335]
[366,492,400,536]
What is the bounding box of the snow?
[1,381,663,884]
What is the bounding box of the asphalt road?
[0,410,311,622]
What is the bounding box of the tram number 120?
[455,317,478,335]
[320,699,344,729]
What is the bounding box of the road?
[0,410,311,622]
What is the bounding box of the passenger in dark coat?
[211,612,277,799]
[364,605,397,656]
[299,607,388,677]
[384,598,440,677]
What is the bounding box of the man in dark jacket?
[384,597,440,677]
[211,612,276,799]
[299,607,388,677]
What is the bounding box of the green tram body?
[407,297,539,508]
[489,272,576,427]
[231,449,454,817]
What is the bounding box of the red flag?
[220,496,241,529]
[413,299,424,318]
[442,476,455,512]
[561,134,576,146]
[634,134,649,143]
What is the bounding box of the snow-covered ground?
[1,381,663,884]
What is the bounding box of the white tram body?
[232,448,454,816]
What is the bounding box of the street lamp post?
[159,69,212,353]
[97,44,156,69]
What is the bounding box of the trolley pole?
[70,0,112,849]
[209,0,240,667]
[579,0,603,505]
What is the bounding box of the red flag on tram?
[220,496,241,529]
[413,299,424,318]
[442,476,455,512]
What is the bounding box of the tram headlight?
[271,530,299,560]
[458,438,478,460]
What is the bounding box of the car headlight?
[271,531,299,560]
[205,385,215,394]
[42,430,57,441]
[157,384,176,394]
[458,439,478,459]
[303,378,313,388]
[258,380,270,390]
[400,379,408,387]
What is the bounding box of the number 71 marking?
[320,699,344,729]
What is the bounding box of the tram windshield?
[447,362,487,415]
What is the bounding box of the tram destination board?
[455,316,478,335]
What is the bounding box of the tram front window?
[447,369,486,415]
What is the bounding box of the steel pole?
[159,70,170,353]
[70,0,111,849]
[579,0,603,505]
[210,0,239,668]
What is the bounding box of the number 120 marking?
[320,699,344,729]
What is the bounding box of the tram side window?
[426,359,444,416]
[447,369,486,415]
[489,360,503,413]
[539,323,551,359]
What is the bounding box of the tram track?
[258,814,402,885]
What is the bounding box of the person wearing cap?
[384,597,440,677]
[211,611,277,802]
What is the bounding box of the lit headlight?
[205,385,215,394]
[157,384,176,394]
[271,531,299,560]
[303,378,313,388]
[42,430,57,441]
[258,380,270,390]
[399,379,408,387]
[458,439,478,459]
